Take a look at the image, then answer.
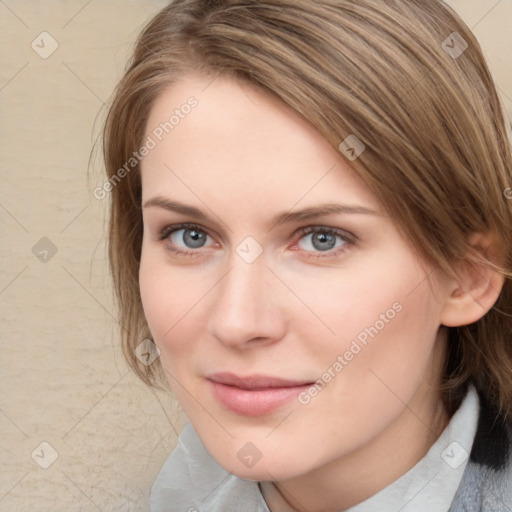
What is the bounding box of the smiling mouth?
[207,372,314,389]
[206,372,315,416]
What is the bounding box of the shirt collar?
[343,384,479,512]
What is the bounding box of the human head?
[102,0,512,435]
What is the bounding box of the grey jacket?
[449,392,512,511]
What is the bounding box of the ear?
[440,232,505,327]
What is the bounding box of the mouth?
[206,372,315,416]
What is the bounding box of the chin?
[227,461,291,482]
[210,445,308,482]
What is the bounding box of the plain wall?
[0,1,510,510]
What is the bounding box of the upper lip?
[206,372,314,390]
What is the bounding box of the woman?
[102,1,512,510]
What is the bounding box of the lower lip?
[208,380,312,416]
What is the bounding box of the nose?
[207,256,288,349]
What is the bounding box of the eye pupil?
[183,229,206,248]
[312,232,336,251]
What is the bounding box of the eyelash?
[157,223,356,259]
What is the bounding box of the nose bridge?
[224,259,260,308]
[207,253,284,346]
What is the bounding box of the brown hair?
[102,0,512,419]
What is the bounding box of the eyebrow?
[142,195,379,229]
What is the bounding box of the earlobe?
[440,232,505,328]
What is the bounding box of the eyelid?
[158,222,216,242]
[292,225,357,244]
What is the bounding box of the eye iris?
[312,232,336,251]
[183,229,206,248]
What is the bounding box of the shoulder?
[449,391,512,512]
[150,422,267,512]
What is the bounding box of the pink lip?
[206,372,314,416]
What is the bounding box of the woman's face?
[139,73,452,481]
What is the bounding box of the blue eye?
[295,227,354,257]
[159,224,214,254]
[171,227,209,249]
[157,224,354,259]
[299,231,340,251]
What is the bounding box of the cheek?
[302,254,443,392]
[330,280,442,416]
[138,252,204,359]
[294,257,419,354]
[293,276,444,453]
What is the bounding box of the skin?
[138,73,501,511]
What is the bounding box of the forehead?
[141,73,380,214]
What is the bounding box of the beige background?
[0,1,510,511]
